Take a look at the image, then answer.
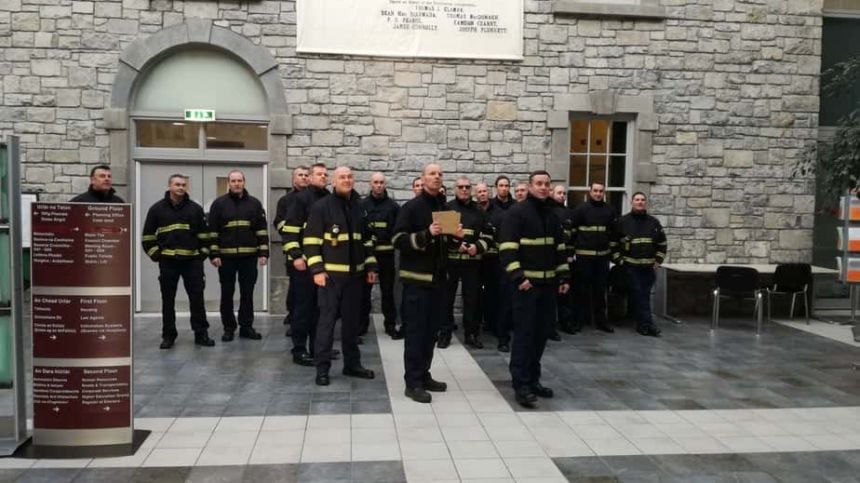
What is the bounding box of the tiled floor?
[1,312,859,482]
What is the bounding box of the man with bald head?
[393,163,463,403]
[360,172,402,339]
[304,166,378,385]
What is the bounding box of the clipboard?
[432,210,461,235]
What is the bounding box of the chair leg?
[755,290,763,336]
[803,288,810,325]
[790,293,796,319]
[711,289,719,332]
[767,291,772,323]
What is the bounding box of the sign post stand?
[27,201,147,458]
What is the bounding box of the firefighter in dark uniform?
[439,176,489,349]
[303,167,378,385]
[499,170,570,408]
[142,174,215,349]
[551,185,576,336]
[360,172,401,339]
[488,176,515,352]
[207,169,269,342]
[273,166,309,335]
[392,163,462,403]
[70,165,125,203]
[281,163,330,366]
[570,181,619,333]
[615,192,667,337]
[475,183,498,335]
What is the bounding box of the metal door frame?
[131,112,271,314]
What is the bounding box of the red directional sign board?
[31,202,133,440]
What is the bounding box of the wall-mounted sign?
[297,0,524,60]
[184,109,215,122]
[30,202,133,449]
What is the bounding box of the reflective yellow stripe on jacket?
[156,223,190,235]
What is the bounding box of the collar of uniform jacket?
[228,189,248,200]
[164,191,190,207]
[87,185,118,201]
[369,189,390,203]
[420,189,446,206]
[334,189,361,203]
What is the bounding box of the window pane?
[590,120,610,154]
[589,155,607,186]
[570,120,589,153]
[609,155,626,188]
[136,120,198,148]
[205,123,268,150]
[606,191,625,215]
[569,155,588,187]
[610,121,627,154]
[568,190,589,208]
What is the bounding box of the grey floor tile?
[297,462,351,481]
[15,468,82,483]
[553,456,613,478]
[350,461,406,482]
[242,464,298,483]
[186,465,246,483]
[72,468,138,482]
[131,467,192,483]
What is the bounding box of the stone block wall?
[0,0,822,272]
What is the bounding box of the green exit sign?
[184,109,215,122]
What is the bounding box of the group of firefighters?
[76,159,667,408]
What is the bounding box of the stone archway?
[104,19,292,192]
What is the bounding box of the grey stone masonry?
[0,0,822,266]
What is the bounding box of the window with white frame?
[568,118,632,214]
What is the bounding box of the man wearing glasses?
[438,176,489,349]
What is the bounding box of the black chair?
[767,263,812,325]
[712,266,763,335]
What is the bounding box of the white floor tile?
[307,414,350,429]
[742,421,789,437]
[262,415,308,431]
[585,438,641,456]
[448,440,499,459]
[494,440,547,458]
[778,421,834,436]
[442,425,490,442]
[139,431,164,449]
[399,441,451,460]
[569,424,623,440]
[351,413,394,429]
[255,429,306,447]
[671,436,729,454]
[88,446,154,468]
[454,458,511,479]
[31,458,92,468]
[0,458,35,469]
[629,437,687,455]
[169,417,220,433]
[395,413,438,429]
[515,477,569,483]
[300,443,351,463]
[157,430,212,449]
[597,410,648,426]
[351,441,401,461]
[556,411,604,426]
[613,423,666,439]
[248,444,302,464]
[716,436,774,453]
[758,435,819,452]
[503,457,564,479]
[654,423,708,438]
[637,411,685,425]
[142,447,202,467]
[404,458,458,480]
[134,417,175,432]
[214,416,263,432]
[676,410,726,425]
[397,425,444,443]
[206,430,258,448]
[304,427,350,445]
[696,422,747,438]
[196,445,252,466]
[436,412,481,428]
[802,434,858,451]
[352,427,397,443]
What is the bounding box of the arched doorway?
[106,21,292,314]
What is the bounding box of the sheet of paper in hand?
[432,210,461,235]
